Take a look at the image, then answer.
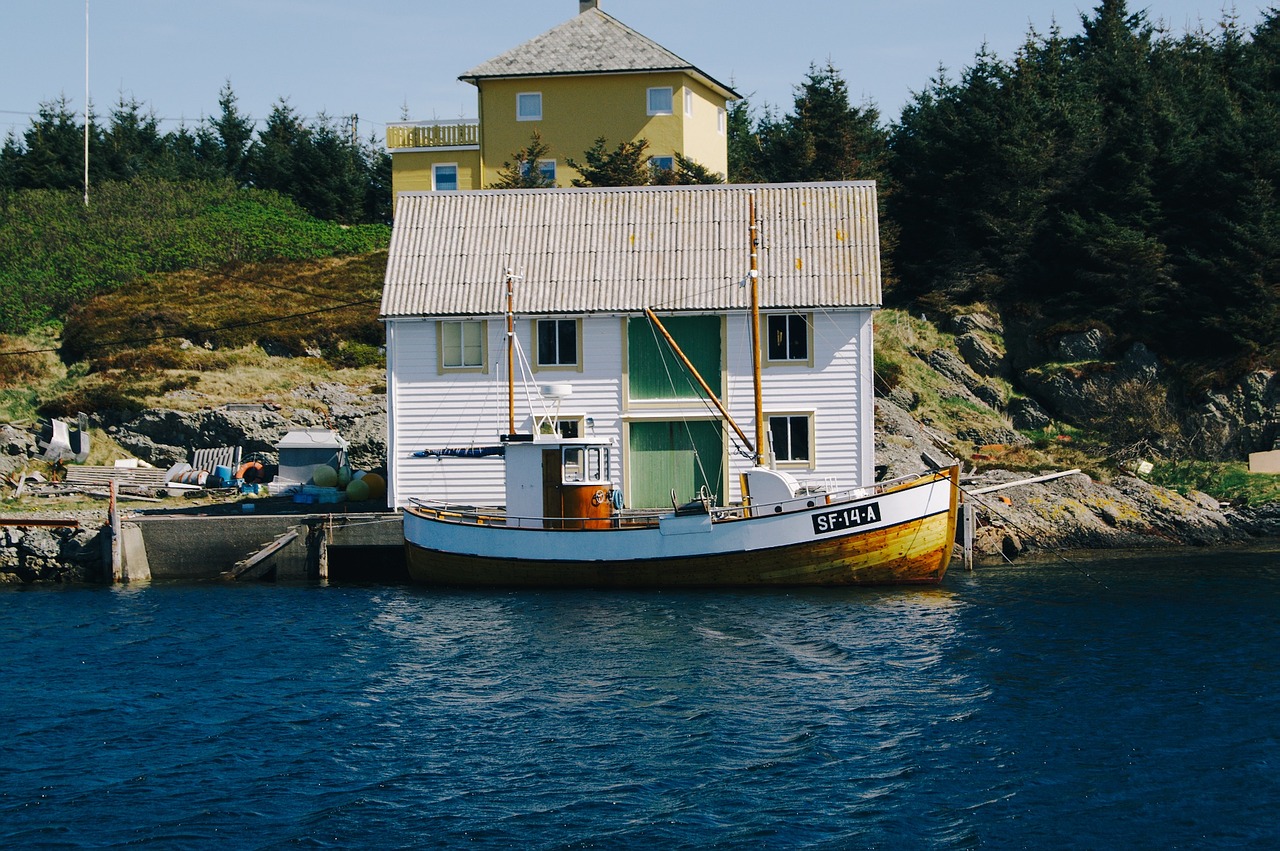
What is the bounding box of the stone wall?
[0,524,105,584]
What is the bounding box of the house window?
[535,318,579,368]
[769,414,812,464]
[684,89,694,116]
[517,92,542,121]
[439,320,486,370]
[647,87,673,116]
[717,107,726,134]
[650,155,674,175]
[433,163,458,191]
[765,313,810,362]
[518,159,557,185]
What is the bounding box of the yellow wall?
[478,72,728,186]
[391,150,482,203]
[389,70,731,195]
[680,77,730,178]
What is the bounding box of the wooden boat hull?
[404,468,959,588]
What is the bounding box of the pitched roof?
[380,183,882,318]
[459,8,739,100]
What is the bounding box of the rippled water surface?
[3,545,1278,849]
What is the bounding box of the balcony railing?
[386,119,480,150]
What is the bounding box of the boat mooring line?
[949,476,1112,590]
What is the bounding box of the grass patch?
[62,252,386,369]
[1144,460,1280,507]
[0,323,69,422]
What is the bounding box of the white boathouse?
[380,182,883,510]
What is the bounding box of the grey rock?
[1119,342,1161,381]
[18,528,61,560]
[955,331,1007,378]
[926,348,983,391]
[1052,328,1111,361]
[952,313,1004,336]
[1008,396,1052,431]
[1189,370,1280,459]
[972,383,1006,411]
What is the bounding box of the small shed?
[276,429,349,485]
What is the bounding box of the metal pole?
[83,0,89,206]
[747,197,765,466]
[506,271,516,436]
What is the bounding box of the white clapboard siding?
[389,309,874,507]
[388,315,627,506]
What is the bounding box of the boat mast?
[643,309,755,455]
[505,269,516,437]
[748,196,765,466]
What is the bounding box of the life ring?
[235,460,265,483]
[591,488,607,506]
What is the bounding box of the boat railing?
[408,498,675,530]
[407,469,944,529]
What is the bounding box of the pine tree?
[197,82,254,186]
[726,98,764,183]
[14,97,90,191]
[567,137,652,186]
[489,131,556,188]
[100,95,167,181]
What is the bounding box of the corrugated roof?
[380,183,882,318]
[459,8,739,100]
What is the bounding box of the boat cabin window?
[562,446,609,484]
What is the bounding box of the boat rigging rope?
[945,474,1111,589]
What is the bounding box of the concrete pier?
[123,512,405,582]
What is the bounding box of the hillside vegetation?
[0,178,388,335]
[0,177,388,423]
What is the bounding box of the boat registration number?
[812,502,881,535]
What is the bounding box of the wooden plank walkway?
[65,466,170,488]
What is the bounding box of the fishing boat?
[401,197,960,588]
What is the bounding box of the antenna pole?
[83,0,89,206]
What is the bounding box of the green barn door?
[628,420,724,509]
[628,315,720,400]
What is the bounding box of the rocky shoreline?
[3,323,1278,583]
[3,394,1276,584]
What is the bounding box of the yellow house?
[387,1,739,198]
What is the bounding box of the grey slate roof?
[380,183,882,318]
[459,8,739,99]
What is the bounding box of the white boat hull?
[404,468,959,588]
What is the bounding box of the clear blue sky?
[0,1,1267,142]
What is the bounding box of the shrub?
[327,341,384,369]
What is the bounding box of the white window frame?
[432,162,459,191]
[684,89,694,116]
[763,312,813,366]
[647,87,673,116]
[533,318,581,371]
[438,319,487,372]
[517,92,542,121]
[767,412,815,468]
[539,415,586,440]
[717,107,726,135]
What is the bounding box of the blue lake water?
[2,544,1278,849]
